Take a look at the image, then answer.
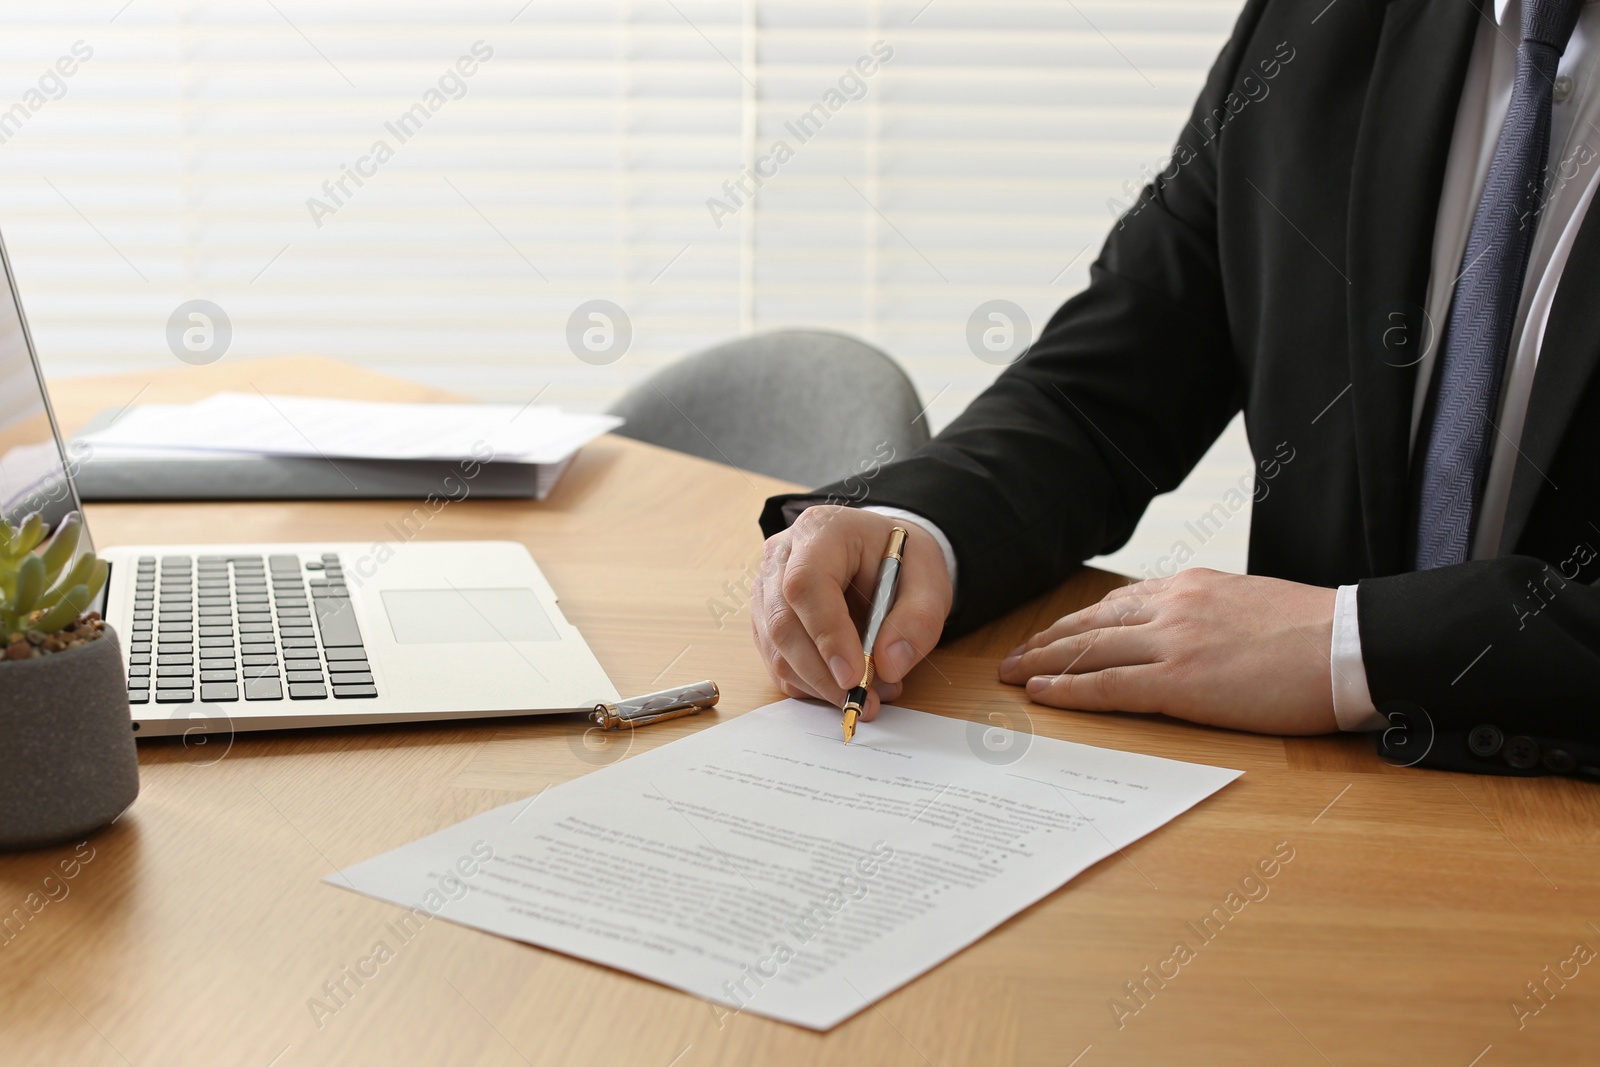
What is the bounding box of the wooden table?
[3,356,1596,1067]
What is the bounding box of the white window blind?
[0,0,1243,431]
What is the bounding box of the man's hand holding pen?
[751,506,952,725]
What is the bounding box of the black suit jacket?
[761,0,1600,776]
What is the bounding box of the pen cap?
[591,679,720,729]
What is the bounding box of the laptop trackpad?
[380,588,559,644]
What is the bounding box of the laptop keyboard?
[124,552,378,706]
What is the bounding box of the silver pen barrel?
[859,526,908,663]
[842,527,909,742]
[861,553,902,655]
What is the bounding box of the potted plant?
[0,511,138,849]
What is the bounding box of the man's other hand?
[998,568,1339,735]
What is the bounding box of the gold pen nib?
[841,683,868,744]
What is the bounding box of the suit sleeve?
[1358,559,1600,739]
[762,0,1275,637]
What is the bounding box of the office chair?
[607,329,931,487]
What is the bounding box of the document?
[328,700,1240,1030]
[79,393,621,464]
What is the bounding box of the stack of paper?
[73,393,623,502]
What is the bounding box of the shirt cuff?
[860,506,959,589]
[1331,583,1384,731]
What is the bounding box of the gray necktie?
[1412,0,1586,570]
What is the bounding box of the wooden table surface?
[2,356,1597,1067]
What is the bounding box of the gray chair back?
[607,329,930,486]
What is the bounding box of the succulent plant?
[1,511,108,643]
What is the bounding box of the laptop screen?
[0,239,85,543]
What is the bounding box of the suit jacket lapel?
[1344,0,1484,574]
[1499,207,1600,553]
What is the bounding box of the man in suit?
[751,0,1600,777]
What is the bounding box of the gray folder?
[69,409,571,502]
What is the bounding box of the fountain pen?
[841,526,908,743]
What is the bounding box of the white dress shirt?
[876,0,1600,730]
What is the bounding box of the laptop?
[0,234,619,738]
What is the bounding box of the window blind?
[0,0,1243,426]
[0,0,1253,572]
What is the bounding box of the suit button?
[1542,749,1576,773]
[1468,724,1504,757]
[1503,735,1540,770]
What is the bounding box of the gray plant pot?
[0,626,139,849]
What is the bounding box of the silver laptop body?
[0,231,618,738]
